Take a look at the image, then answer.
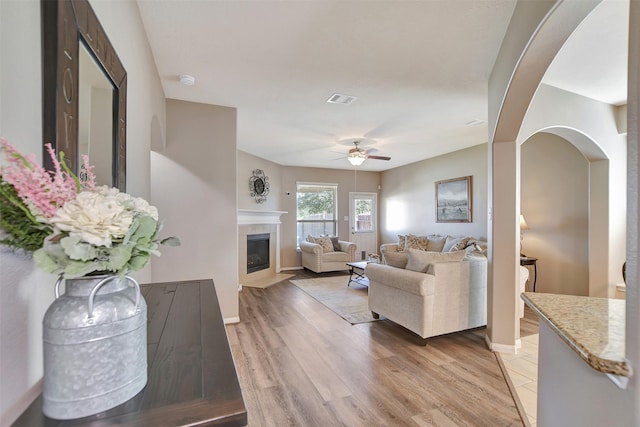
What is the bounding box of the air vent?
[327,93,358,105]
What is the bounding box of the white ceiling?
[136,0,628,172]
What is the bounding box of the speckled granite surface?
[522,292,629,377]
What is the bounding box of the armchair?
[300,240,357,273]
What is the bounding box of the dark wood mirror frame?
[41,0,127,190]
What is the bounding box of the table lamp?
[520,214,529,257]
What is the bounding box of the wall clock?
[249,169,270,203]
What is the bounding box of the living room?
[1,0,638,426]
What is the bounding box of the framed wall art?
[435,176,472,223]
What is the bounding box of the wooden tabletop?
[12,279,247,427]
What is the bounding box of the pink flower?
[0,138,96,220]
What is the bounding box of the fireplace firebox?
[247,233,270,274]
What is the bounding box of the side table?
[520,256,538,292]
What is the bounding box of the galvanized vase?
[42,274,147,420]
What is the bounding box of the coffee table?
[346,261,369,287]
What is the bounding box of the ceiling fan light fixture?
[348,151,366,166]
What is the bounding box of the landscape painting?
[436,176,472,223]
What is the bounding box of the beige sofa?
[300,238,357,273]
[367,244,487,343]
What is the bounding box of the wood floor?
[226,270,524,427]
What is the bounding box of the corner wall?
[151,100,239,322]
[521,133,590,295]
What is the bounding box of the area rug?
[242,273,295,289]
[289,276,379,324]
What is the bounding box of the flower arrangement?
[0,137,179,278]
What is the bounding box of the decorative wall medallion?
[249,169,270,203]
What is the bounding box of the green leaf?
[33,249,63,274]
[106,244,133,271]
[161,236,181,247]
[60,235,98,261]
[64,260,106,278]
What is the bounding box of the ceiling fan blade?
[367,155,391,161]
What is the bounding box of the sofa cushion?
[426,235,447,252]
[406,234,428,251]
[323,251,350,262]
[383,250,408,269]
[405,248,467,273]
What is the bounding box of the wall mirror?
[41,0,127,190]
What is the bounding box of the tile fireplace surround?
[238,210,287,284]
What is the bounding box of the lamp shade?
[348,152,366,166]
[520,214,529,230]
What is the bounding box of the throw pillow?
[383,250,409,269]
[316,237,334,253]
[397,234,408,252]
[443,236,466,252]
[406,234,428,251]
[305,235,317,243]
[405,248,467,273]
[449,237,472,252]
[426,235,447,252]
[329,236,341,252]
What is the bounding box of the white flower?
[50,190,134,247]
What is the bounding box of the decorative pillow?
[305,235,317,243]
[406,234,428,251]
[449,237,472,252]
[329,236,341,252]
[383,250,409,269]
[426,235,447,252]
[464,242,482,254]
[316,237,334,253]
[397,234,408,252]
[443,236,465,252]
[405,248,467,273]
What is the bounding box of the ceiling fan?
[347,141,391,166]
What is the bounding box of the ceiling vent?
[327,93,358,105]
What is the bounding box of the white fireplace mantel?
[238,209,287,225]
[238,210,287,274]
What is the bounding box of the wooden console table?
[12,279,247,427]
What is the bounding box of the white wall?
[379,143,488,244]
[520,84,627,288]
[0,1,166,424]
[522,132,590,295]
[151,100,239,321]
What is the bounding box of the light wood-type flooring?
[226,270,525,426]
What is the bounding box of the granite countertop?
[521,292,629,377]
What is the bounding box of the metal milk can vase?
[42,274,147,420]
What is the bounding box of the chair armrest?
[366,263,434,296]
[380,243,400,253]
[338,241,357,260]
[300,241,322,255]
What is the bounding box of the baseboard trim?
[281,266,303,271]
[224,316,240,324]
[485,334,522,353]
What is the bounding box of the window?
[297,183,338,246]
